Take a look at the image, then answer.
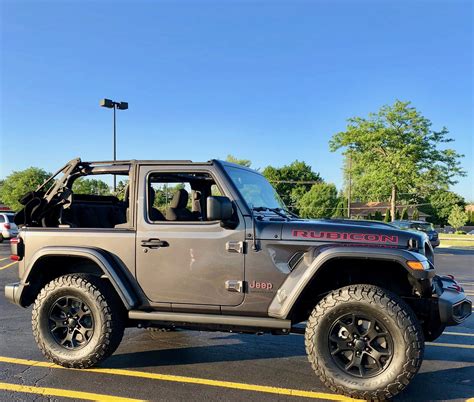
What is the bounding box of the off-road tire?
[305,284,424,400]
[32,274,125,368]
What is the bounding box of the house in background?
[0,203,12,212]
[349,202,430,221]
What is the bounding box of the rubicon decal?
[292,230,399,244]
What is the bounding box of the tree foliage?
[262,161,321,212]
[226,154,252,168]
[400,207,409,220]
[72,178,110,196]
[330,100,465,221]
[448,205,468,231]
[332,198,346,218]
[422,189,465,225]
[297,182,338,219]
[412,209,419,221]
[0,167,51,211]
[384,208,391,222]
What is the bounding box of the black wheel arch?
[17,246,142,310]
[268,246,434,322]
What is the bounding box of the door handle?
[141,239,169,248]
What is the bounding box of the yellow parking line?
[0,261,17,271]
[0,381,145,401]
[443,331,474,337]
[0,257,9,262]
[0,356,361,401]
[427,342,474,350]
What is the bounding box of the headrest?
[192,191,201,201]
[170,189,188,209]
[148,187,155,206]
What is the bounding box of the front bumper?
[4,282,24,306]
[430,238,440,248]
[434,276,472,326]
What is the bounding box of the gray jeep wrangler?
[5,158,471,399]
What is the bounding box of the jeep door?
[135,165,245,307]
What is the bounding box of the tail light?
[10,237,24,261]
[3,223,11,230]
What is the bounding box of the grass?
[438,233,474,248]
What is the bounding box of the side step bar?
[128,310,291,330]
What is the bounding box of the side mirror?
[207,196,233,221]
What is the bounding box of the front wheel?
[305,284,424,400]
[32,274,125,368]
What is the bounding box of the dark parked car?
[391,220,440,248]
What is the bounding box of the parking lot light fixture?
[100,98,128,190]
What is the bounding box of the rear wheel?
[305,284,424,400]
[32,274,125,368]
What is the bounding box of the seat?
[166,189,195,221]
[148,187,165,221]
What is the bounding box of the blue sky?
[1,0,472,200]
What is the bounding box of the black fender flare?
[19,246,139,309]
[268,246,434,319]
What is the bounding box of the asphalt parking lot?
[0,242,472,401]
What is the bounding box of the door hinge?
[225,280,244,293]
[226,241,245,254]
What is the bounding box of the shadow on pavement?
[396,366,474,401]
[435,248,474,256]
[104,333,306,369]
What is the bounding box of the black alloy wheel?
[48,296,94,350]
[328,312,393,378]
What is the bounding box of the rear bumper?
[4,282,24,306]
[434,276,472,326]
[1,229,18,239]
[430,238,440,248]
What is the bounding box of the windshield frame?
[221,164,287,214]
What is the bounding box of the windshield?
[411,222,434,232]
[224,166,286,210]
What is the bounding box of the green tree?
[423,189,465,225]
[113,180,129,201]
[330,100,465,221]
[72,178,110,196]
[395,209,401,220]
[384,208,391,222]
[469,210,474,225]
[448,205,468,231]
[0,167,51,211]
[225,155,252,168]
[400,207,409,220]
[332,198,346,218]
[262,161,321,212]
[297,182,338,219]
[374,210,383,221]
[412,209,420,221]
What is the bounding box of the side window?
[64,171,131,229]
[147,172,221,223]
[0,215,5,223]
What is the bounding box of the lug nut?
[365,347,371,352]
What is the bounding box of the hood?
[278,219,425,250]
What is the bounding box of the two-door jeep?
[5,158,471,399]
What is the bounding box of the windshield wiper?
[276,207,300,219]
[252,206,290,220]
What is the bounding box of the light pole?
[100,98,128,190]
